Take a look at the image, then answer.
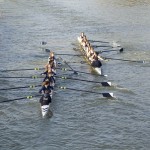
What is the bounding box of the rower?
[81,38,86,47]
[39,80,53,106]
[44,61,52,74]
[43,71,55,86]
[80,32,85,40]
[41,57,56,77]
[81,36,88,47]
[48,51,57,71]
[49,59,56,74]
[39,80,54,94]
[84,42,90,53]
[87,47,94,59]
[48,51,55,61]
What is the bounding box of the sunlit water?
[0,0,150,149]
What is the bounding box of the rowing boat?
[40,62,56,118]
[77,36,102,75]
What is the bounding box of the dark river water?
[0,0,150,149]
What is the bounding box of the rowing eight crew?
[79,32,103,68]
[39,51,56,106]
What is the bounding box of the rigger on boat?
[39,51,57,117]
[77,32,104,75]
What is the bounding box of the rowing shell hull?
[40,67,56,118]
[77,37,102,75]
[41,104,50,117]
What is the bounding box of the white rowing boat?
[77,36,102,75]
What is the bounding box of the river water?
[0,0,150,149]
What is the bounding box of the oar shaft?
[58,57,77,74]
[56,76,111,86]
[89,40,109,43]
[103,57,144,63]
[57,86,113,98]
[93,45,112,48]
[57,67,107,77]
[0,76,42,79]
[1,68,44,72]
[98,48,123,53]
[45,49,83,56]
[47,51,83,56]
[0,77,31,78]
[0,95,41,103]
[0,85,41,90]
[57,54,82,56]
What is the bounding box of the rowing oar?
[96,48,124,53]
[57,67,107,77]
[93,43,121,48]
[45,49,84,56]
[0,95,41,103]
[101,56,145,63]
[57,86,114,98]
[89,40,121,47]
[0,84,41,90]
[93,45,112,48]
[88,40,109,43]
[45,48,123,56]
[58,56,78,74]
[56,76,111,86]
[73,48,123,53]
[41,41,47,45]
[0,75,43,79]
[1,67,44,72]
[45,48,83,57]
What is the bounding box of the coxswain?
[39,80,53,106]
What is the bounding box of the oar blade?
[42,41,47,45]
[102,93,114,98]
[101,82,112,86]
[89,40,109,43]
[119,48,124,52]
[45,49,50,52]
[95,47,123,54]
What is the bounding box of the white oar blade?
[101,82,112,86]
[102,93,114,98]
